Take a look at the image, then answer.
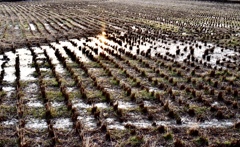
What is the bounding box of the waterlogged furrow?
[3,51,16,83]
[51,42,119,131]
[44,44,98,131]
[17,48,36,81]
[0,27,239,147]
[61,40,146,124]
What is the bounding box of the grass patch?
[33,69,53,78]
[50,106,70,118]
[194,136,209,146]
[163,132,173,141]
[69,91,81,100]
[127,78,138,87]
[31,71,39,78]
[190,105,209,115]
[223,140,231,146]
[122,135,144,147]
[0,138,18,146]
[110,78,119,86]
[40,62,51,68]
[137,89,155,100]
[43,79,58,87]
[60,78,75,87]
[87,90,103,99]
[0,105,17,116]
[0,91,7,97]
[67,62,79,68]
[109,130,128,140]
[24,107,45,119]
[46,91,63,101]
[84,62,101,68]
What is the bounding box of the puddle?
[20,67,36,81]
[105,118,126,130]
[40,68,50,72]
[25,119,48,130]
[29,23,36,31]
[14,25,19,30]
[24,83,38,93]
[143,101,156,107]
[3,67,16,83]
[2,87,15,98]
[37,54,46,60]
[177,117,235,128]
[44,23,52,31]
[2,86,15,92]
[105,118,115,123]
[67,87,76,92]
[149,87,159,93]
[1,119,18,126]
[26,101,44,108]
[51,101,64,107]
[78,116,97,130]
[197,120,234,128]
[31,47,43,54]
[72,99,91,109]
[122,118,236,129]
[211,102,219,106]
[123,120,153,129]
[54,118,73,130]
[108,124,125,130]
[55,64,65,73]
[94,103,108,109]
[116,101,137,109]
[4,51,15,66]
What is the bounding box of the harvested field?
[0,0,239,146]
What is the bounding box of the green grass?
[191,105,209,116]
[223,140,231,146]
[62,79,76,87]
[46,91,63,101]
[67,62,79,68]
[84,62,101,68]
[121,135,144,147]
[194,136,209,146]
[127,78,138,87]
[0,91,7,97]
[31,71,39,78]
[69,91,81,100]
[108,130,128,140]
[0,105,17,116]
[38,62,51,68]
[87,90,103,99]
[43,79,59,87]
[163,132,173,141]
[137,89,155,100]
[24,107,46,119]
[110,78,119,85]
[20,80,37,88]
[0,138,18,146]
[50,106,70,118]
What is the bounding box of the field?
[0,0,239,146]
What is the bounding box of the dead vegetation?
[0,0,239,146]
